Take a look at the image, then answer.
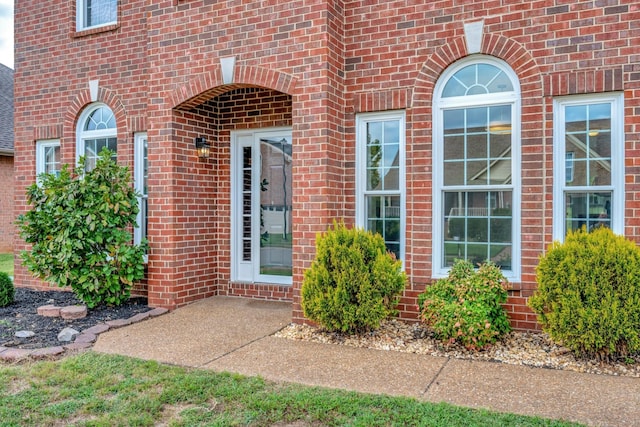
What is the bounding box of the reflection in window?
[36,140,61,178]
[358,112,404,259]
[434,56,519,279]
[555,95,622,238]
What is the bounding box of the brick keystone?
[37,304,61,317]
[60,305,88,320]
[30,346,65,359]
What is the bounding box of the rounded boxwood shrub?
[529,227,640,361]
[301,221,406,333]
[0,271,14,307]
[419,259,511,349]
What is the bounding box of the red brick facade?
[13,1,640,330]
[0,155,13,252]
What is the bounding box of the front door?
[232,129,293,285]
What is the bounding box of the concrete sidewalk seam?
[197,325,287,368]
[422,357,450,396]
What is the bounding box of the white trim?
[552,92,625,240]
[35,139,61,178]
[134,133,147,260]
[76,0,117,32]
[231,127,293,285]
[355,110,406,262]
[432,55,521,281]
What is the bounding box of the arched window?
[432,56,521,280]
[76,103,117,171]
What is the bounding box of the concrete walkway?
[93,296,640,427]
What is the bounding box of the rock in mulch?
[57,328,80,342]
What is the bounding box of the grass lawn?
[0,252,13,276]
[0,352,582,426]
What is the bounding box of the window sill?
[73,23,119,38]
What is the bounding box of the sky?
[0,0,12,69]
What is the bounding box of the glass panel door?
[233,130,292,285]
[258,136,293,279]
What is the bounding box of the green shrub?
[301,221,406,333]
[529,227,640,361]
[17,149,147,308]
[0,271,14,307]
[419,259,511,349]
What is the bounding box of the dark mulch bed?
[0,287,151,349]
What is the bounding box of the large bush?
[529,227,640,361]
[17,149,147,308]
[419,259,511,349]
[0,271,13,307]
[301,221,406,333]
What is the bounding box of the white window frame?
[134,133,148,260]
[35,139,61,178]
[355,110,406,261]
[231,127,293,285]
[76,0,117,31]
[432,55,521,281]
[552,93,625,240]
[76,103,117,170]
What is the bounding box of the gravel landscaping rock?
[275,319,640,378]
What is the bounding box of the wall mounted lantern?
[195,137,210,159]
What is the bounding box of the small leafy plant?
[419,259,511,349]
[0,271,14,307]
[529,227,640,361]
[17,149,147,308]
[301,221,406,333]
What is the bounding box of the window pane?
[85,106,116,131]
[565,192,611,234]
[442,63,513,97]
[44,145,60,175]
[84,137,117,171]
[366,195,401,259]
[565,103,612,188]
[85,0,117,27]
[443,191,512,269]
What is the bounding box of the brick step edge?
[0,307,169,362]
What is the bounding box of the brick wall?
[0,155,13,252]
[13,0,640,331]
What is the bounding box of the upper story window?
[553,93,624,239]
[433,56,521,280]
[356,111,405,260]
[76,103,117,171]
[77,0,117,31]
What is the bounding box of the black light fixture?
[195,136,210,159]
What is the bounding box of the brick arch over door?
[171,64,298,111]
